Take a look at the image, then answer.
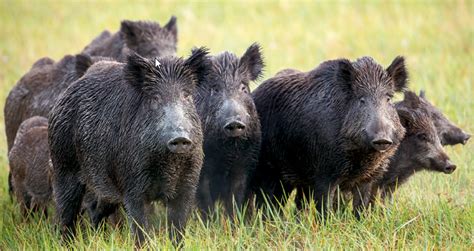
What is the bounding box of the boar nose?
[367,110,395,152]
[167,137,193,153]
[463,133,471,145]
[224,121,246,137]
[443,161,457,174]
[371,138,393,152]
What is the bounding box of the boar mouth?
[370,139,393,153]
[462,134,470,145]
[442,164,457,174]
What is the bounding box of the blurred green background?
[0,1,472,249]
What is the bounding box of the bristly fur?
[366,91,454,205]
[4,52,112,198]
[124,47,210,97]
[386,56,408,92]
[9,116,52,217]
[251,56,407,215]
[49,48,208,246]
[414,89,470,146]
[194,44,263,218]
[75,54,113,77]
[82,17,178,61]
[239,43,265,81]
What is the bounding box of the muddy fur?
[48,49,209,246]
[362,92,457,207]
[82,17,178,61]
[194,44,263,218]
[4,54,112,197]
[251,56,408,214]
[416,90,470,145]
[9,116,52,217]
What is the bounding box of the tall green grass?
[0,1,472,249]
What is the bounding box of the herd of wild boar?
[4,17,470,246]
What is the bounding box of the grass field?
[0,1,473,249]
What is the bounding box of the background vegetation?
[0,1,472,249]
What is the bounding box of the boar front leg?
[225,166,249,219]
[167,178,198,246]
[311,179,336,216]
[124,196,148,247]
[196,175,214,219]
[352,182,373,219]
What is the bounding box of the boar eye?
[359,97,366,105]
[417,133,428,141]
[211,85,219,93]
[386,93,393,102]
[240,84,249,94]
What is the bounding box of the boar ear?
[164,16,178,40]
[397,107,415,129]
[336,59,355,86]
[386,56,408,92]
[124,52,155,89]
[186,47,211,84]
[239,43,264,81]
[419,89,426,99]
[31,57,54,69]
[402,91,422,109]
[120,20,139,46]
[75,54,94,78]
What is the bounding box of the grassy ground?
[0,1,472,249]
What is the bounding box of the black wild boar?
[251,56,408,212]
[4,54,111,197]
[417,90,470,145]
[9,116,52,216]
[367,91,457,203]
[4,54,111,152]
[336,91,463,215]
[48,49,209,245]
[82,17,178,61]
[194,44,263,217]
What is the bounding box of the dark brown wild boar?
[9,116,52,216]
[194,44,263,218]
[49,48,210,246]
[251,56,408,214]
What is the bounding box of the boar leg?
[380,185,396,203]
[367,184,379,208]
[54,169,86,240]
[8,173,14,200]
[167,181,197,246]
[124,196,148,247]
[352,182,373,219]
[311,179,336,216]
[225,168,248,218]
[295,186,310,210]
[196,176,214,219]
[17,187,32,217]
[91,200,119,228]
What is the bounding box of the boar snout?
[443,161,457,174]
[371,138,393,152]
[366,121,395,152]
[430,151,456,174]
[223,120,246,137]
[441,129,471,146]
[167,136,193,153]
[219,99,249,138]
[462,133,471,145]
